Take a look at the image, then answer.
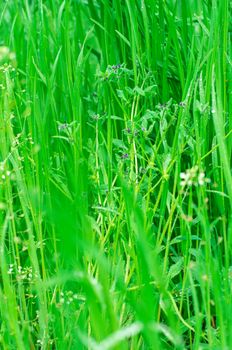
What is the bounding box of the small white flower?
[198,172,205,186]
[180,166,210,188]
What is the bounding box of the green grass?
[0,0,232,349]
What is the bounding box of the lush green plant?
[0,0,232,349]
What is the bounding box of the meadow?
[0,0,232,349]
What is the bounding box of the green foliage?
[0,0,232,349]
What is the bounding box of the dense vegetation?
[0,1,232,349]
